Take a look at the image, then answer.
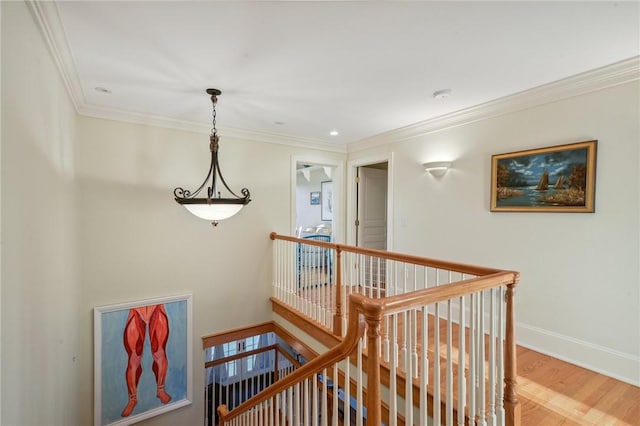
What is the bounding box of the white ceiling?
[49,1,639,147]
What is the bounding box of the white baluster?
[390,313,398,426]
[400,265,408,373]
[332,364,339,426]
[469,292,476,426]
[478,291,487,426]
[312,373,319,426]
[434,301,441,426]
[446,300,453,426]
[488,288,497,426]
[343,357,351,426]
[412,266,419,378]
[497,286,506,426]
[304,378,310,426]
[458,295,466,426]
[405,309,414,426]
[420,305,428,426]
[321,369,328,426]
[357,339,364,426]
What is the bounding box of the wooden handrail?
[204,344,302,368]
[218,294,368,424]
[204,344,302,370]
[204,344,278,369]
[270,231,503,276]
[202,320,318,361]
[365,271,519,316]
[202,322,274,349]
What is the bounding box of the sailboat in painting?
[536,171,549,191]
[554,175,565,189]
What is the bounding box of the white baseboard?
[516,322,640,386]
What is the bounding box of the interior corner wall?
[2,1,82,424]
[348,80,640,385]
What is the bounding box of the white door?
[356,166,387,249]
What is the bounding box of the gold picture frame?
[491,140,597,213]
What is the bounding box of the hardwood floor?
[517,346,639,426]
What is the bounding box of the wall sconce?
[423,161,452,177]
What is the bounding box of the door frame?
[291,155,345,243]
[347,152,394,250]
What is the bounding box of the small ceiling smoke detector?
[433,89,452,99]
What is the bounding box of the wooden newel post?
[365,310,382,426]
[217,404,229,426]
[504,283,521,426]
[333,247,344,336]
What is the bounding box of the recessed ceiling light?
[94,87,112,93]
[329,130,339,136]
[433,89,452,99]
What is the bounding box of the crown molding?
[27,0,345,153]
[78,103,347,153]
[26,0,84,112]
[29,1,638,155]
[348,56,640,153]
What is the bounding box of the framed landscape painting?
[94,294,193,426]
[490,140,597,212]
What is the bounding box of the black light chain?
[210,95,218,137]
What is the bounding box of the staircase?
[208,233,521,426]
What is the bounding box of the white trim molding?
[291,155,346,242]
[25,0,346,153]
[27,1,639,154]
[26,0,84,112]
[346,153,394,250]
[78,103,347,153]
[349,56,640,153]
[517,322,640,387]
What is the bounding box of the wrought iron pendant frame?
[173,89,251,224]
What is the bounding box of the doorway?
[347,154,393,250]
[356,163,388,249]
[292,156,343,243]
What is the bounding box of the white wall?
[2,2,82,424]
[349,81,640,385]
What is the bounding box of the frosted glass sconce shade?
[423,161,452,177]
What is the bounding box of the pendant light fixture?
[174,89,251,226]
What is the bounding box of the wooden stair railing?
[203,321,318,426]
[267,232,521,426]
[217,294,368,425]
[218,271,520,425]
